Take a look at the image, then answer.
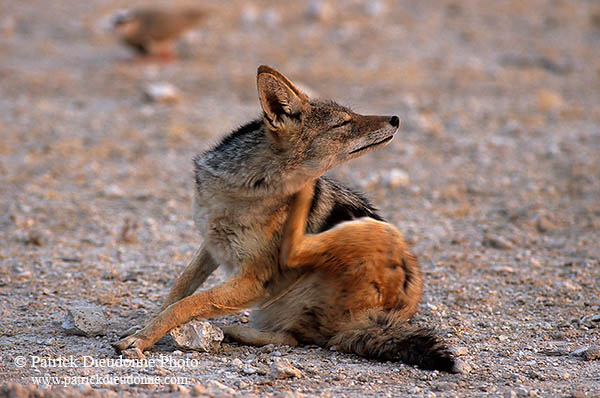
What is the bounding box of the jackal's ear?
[257,65,308,130]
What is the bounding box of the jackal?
[116,65,455,372]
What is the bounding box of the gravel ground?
[1,0,599,397]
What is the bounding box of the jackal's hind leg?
[223,325,298,347]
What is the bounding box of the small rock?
[15,231,45,246]
[560,280,581,291]
[231,358,243,367]
[305,0,334,22]
[178,386,190,395]
[274,392,305,398]
[262,8,280,27]
[269,358,302,379]
[536,215,556,233]
[364,1,385,16]
[419,112,444,135]
[61,305,108,337]
[241,6,259,27]
[452,358,471,374]
[206,380,235,396]
[170,320,224,353]
[383,168,410,188]
[571,345,600,361]
[579,314,600,328]
[491,266,516,274]
[191,384,207,397]
[143,82,180,104]
[483,235,514,250]
[103,184,125,198]
[450,346,468,356]
[536,89,563,111]
[78,384,93,395]
[241,364,258,375]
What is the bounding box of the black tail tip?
[414,346,456,373]
[405,329,458,373]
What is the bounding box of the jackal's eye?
[332,119,351,129]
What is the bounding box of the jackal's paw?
[113,333,151,354]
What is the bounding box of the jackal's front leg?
[159,243,219,312]
[120,244,218,339]
[115,267,266,354]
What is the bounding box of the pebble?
[269,358,303,379]
[364,1,385,16]
[305,0,334,22]
[560,280,581,291]
[451,346,468,356]
[241,364,259,375]
[103,184,125,198]
[143,82,180,103]
[191,384,208,397]
[274,392,306,398]
[571,346,600,361]
[169,320,224,353]
[483,235,514,250]
[206,380,236,396]
[536,89,563,111]
[78,384,93,395]
[61,304,108,337]
[452,358,471,374]
[492,266,516,274]
[536,215,556,232]
[383,168,410,188]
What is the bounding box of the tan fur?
[115,66,428,361]
[281,180,422,318]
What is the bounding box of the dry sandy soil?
[1,0,599,397]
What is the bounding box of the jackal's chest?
[191,190,285,271]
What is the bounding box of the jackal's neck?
[193,118,310,199]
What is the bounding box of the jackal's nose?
[389,116,400,128]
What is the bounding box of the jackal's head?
[257,65,400,177]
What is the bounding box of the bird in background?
[111,7,205,61]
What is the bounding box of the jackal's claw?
[113,334,150,354]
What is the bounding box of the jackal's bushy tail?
[328,309,456,372]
